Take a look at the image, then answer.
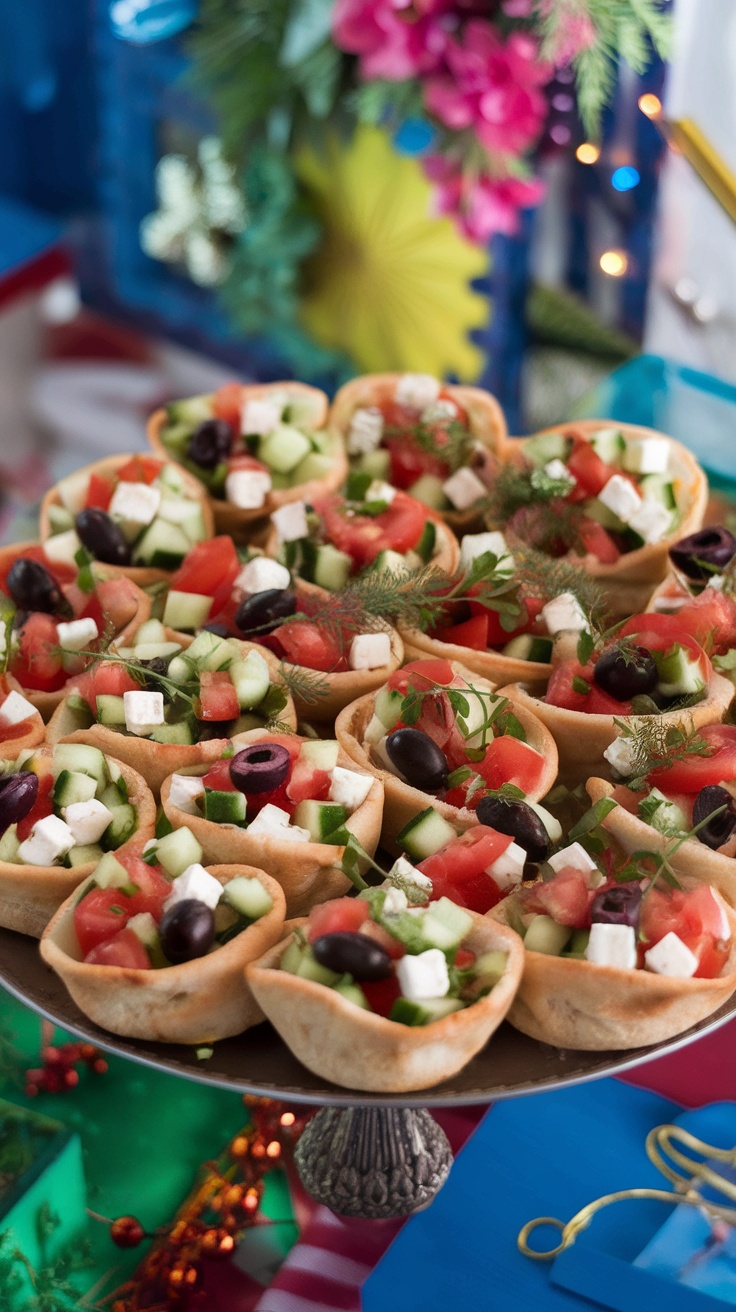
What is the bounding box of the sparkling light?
[600,249,629,277]
[638,93,662,118]
[576,142,600,164]
[611,165,641,191]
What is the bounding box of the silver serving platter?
[1,924,734,1107]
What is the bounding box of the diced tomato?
[648,723,736,793]
[75,589,105,633]
[388,659,455,694]
[243,779,294,818]
[674,588,736,656]
[418,826,513,913]
[74,886,141,956]
[212,383,244,432]
[84,928,151,969]
[286,757,331,804]
[307,897,370,941]
[115,455,163,485]
[94,577,140,633]
[380,401,425,428]
[201,759,236,792]
[360,973,402,1017]
[527,867,596,929]
[85,472,114,511]
[169,538,240,619]
[435,614,490,651]
[10,614,66,693]
[227,452,269,476]
[265,621,343,673]
[0,715,37,742]
[116,851,172,920]
[476,736,547,796]
[578,519,621,564]
[359,920,405,959]
[195,670,240,721]
[566,438,614,497]
[73,661,139,713]
[16,772,53,842]
[455,947,476,968]
[640,884,731,978]
[545,659,632,715]
[382,433,449,491]
[316,490,427,568]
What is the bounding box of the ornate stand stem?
[294,1106,454,1219]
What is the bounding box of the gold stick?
[658,115,736,226]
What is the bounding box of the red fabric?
[0,246,70,310]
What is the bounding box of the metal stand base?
[294,1106,454,1219]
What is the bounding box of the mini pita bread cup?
[264,504,460,579]
[0,675,45,759]
[246,911,524,1092]
[44,640,296,797]
[400,625,550,696]
[646,573,693,615]
[0,749,156,939]
[490,894,736,1051]
[160,728,384,916]
[499,673,735,790]
[334,662,558,851]
[503,421,708,618]
[40,864,286,1043]
[39,454,215,587]
[0,541,153,721]
[329,373,509,535]
[586,775,736,909]
[148,383,347,543]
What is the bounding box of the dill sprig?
[510,543,608,637]
[55,645,198,709]
[383,417,476,474]
[611,716,714,792]
[276,661,330,707]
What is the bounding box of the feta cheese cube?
[442,467,487,511]
[241,397,282,437]
[598,474,642,523]
[382,886,409,915]
[168,774,206,815]
[108,481,161,540]
[365,480,396,505]
[18,814,75,866]
[348,632,392,671]
[347,407,384,456]
[43,529,83,567]
[644,930,699,978]
[56,617,99,653]
[548,842,599,876]
[544,458,576,485]
[627,498,673,545]
[460,530,513,576]
[123,690,165,737]
[541,592,588,634]
[395,374,440,411]
[328,766,373,811]
[603,734,638,777]
[585,923,637,970]
[279,823,312,843]
[388,855,433,892]
[622,437,670,475]
[396,948,450,1000]
[62,798,114,845]
[246,804,292,837]
[486,840,527,891]
[225,468,272,511]
[272,500,308,543]
[0,689,38,726]
[235,556,291,594]
[421,398,458,424]
[165,863,223,911]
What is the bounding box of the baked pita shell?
[0,675,45,759]
[246,911,524,1092]
[400,625,550,694]
[40,864,286,1043]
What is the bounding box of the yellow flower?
[296,127,488,380]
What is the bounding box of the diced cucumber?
[132,642,182,662]
[356,449,391,480]
[96,695,127,727]
[166,653,195,684]
[290,452,334,485]
[283,392,323,429]
[291,800,347,843]
[298,739,340,771]
[229,651,270,709]
[163,590,212,631]
[259,424,311,474]
[523,432,572,466]
[158,462,190,493]
[134,520,189,569]
[67,843,104,868]
[300,541,352,592]
[334,980,370,1009]
[94,851,130,888]
[57,469,91,514]
[523,914,571,955]
[204,788,247,824]
[185,630,232,671]
[374,686,404,731]
[127,911,161,949]
[0,825,20,863]
[406,474,447,511]
[296,948,340,986]
[53,769,98,807]
[280,939,305,974]
[415,520,437,563]
[52,744,108,789]
[47,503,74,534]
[149,722,194,745]
[563,928,590,958]
[639,473,677,510]
[165,395,214,429]
[471,949,507,986]
[501,634,554,663]
[101,803,137,851]
[389,996,463,1026]
[221,875,273,920]
[589,427,625,465]
[155,827,203,878]
[397,808,457,861]
[654,644,705,697]
[100,783,124,810]
[44,529,82,569]
[373,549,410,578]
[583,497,626,532]
[422,897,474,951]
[134,618,168,646]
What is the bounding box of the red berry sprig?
[25,1040,108,1096]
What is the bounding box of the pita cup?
[491,894,736,1051]
[246,911,524,1092]
[160,729,384,916]
[504,421,708,618]
[44,639,297,797]
[334,663,559,851]
[586,775,736,909]
[646,573,694,614]
[499,673,736,790]
[263,506,461,577]
[0,750,156,939]
[39,453,215,587]
[0,675,45,759]
[0,541,153,721]
[148,383,348,544]
[40,864,286,1044]
[328,373,509,535]
[400,625,550,696]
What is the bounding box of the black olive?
[186,419,233,469]
[692,784,736,850]
[590,883,642,928]
[312,932,392,981]
[593,644,658,701]
[230,743,291,794]
[6,558,72,618]
[159,899,216,964]
[138,655,170,690]
[75,508,131,567]
[235,589,297,636]
[385,728,449,793]
[0,771,38,834]
[670,527,736,581]
[475,795,549,863]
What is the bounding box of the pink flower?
[332,0,450,80]
[537,0,597,63]
[424,153,545,240]
[424,22,552,155]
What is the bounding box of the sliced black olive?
[385,728,448,793]
[75,508,131,567]
[474,795,549,863]
[312,932,392,981]
[235,590,297,636]
[593,644,658,701]
[692,784,736,850]
[230,743,291,794]
[590,883,642,928]
[670,527,736,581]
